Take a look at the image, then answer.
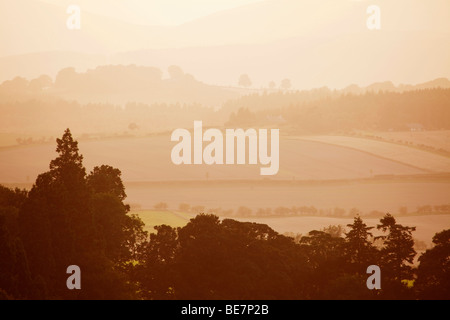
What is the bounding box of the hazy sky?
[38,0,264,25]
[1,0,449,88]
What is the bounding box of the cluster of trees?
[174,204,448,219]
[0,98,219,138]
[0,65,240,106]
[135,214,449,300]
[0,129,147,299]
[2,71,450,142]
[225,89,450,133]
[417,205,450,214]
[0,130,448,299]
[237,74,292,90]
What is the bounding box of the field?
[0,134,443,183]
[2,134,450,246]
[124,180,450,214]
[134,210,194,234]
[298,135,450,172]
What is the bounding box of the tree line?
[225,88,450,133]
[152,203,450,219]
[0,130,448,299]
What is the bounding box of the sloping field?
[298,135,450,173]
[0,135,428,183]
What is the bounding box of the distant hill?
[1,63,448,107]
[1,0,449,88]
[342,78,450,94]
[0,64,246,106]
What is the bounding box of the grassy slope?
[134,210,193,233]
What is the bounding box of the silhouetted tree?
[345,216,378,272]
[299,230,345,298]
[154,202,168,211]
[269,81,276,90]
[136,224,178,299]
[416,229,450,299]
[376,214,416,298]
[376,214,416,279]
[238,74,252,88]
[87,165,127,201]
[17,129,141,299]
[137,214,311,300]
[168,65,184,80]
[0,215,33,299]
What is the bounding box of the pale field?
[125,180,450,214]
[0,135,429,183]
[298,135,450,172]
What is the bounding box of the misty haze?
[0,0,449,301]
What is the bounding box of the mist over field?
[0,0,449,300]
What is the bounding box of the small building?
[406,123,424,131]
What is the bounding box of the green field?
[134,210,194,233]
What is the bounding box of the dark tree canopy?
[87,165,127,201]
[50,128,84,174]
[6,129,147,299]
[376,214,416,279]
[137,214,311,300]
[345,216,377,272]
[416,229,450,299]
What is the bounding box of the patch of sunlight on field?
[132,210,192,233]
[299,135,450,172]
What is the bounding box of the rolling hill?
[1,0,449,88]
[0,135,442,184]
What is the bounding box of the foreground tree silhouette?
[299,230,345,298]
[345,216,378,273]
[416,229,450,299]
[19,129,89,298]
[137,214,311,300]
[376,213,416,298]
[18,129,143,299]
[87,165,127,201]
[0,188,33,299]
